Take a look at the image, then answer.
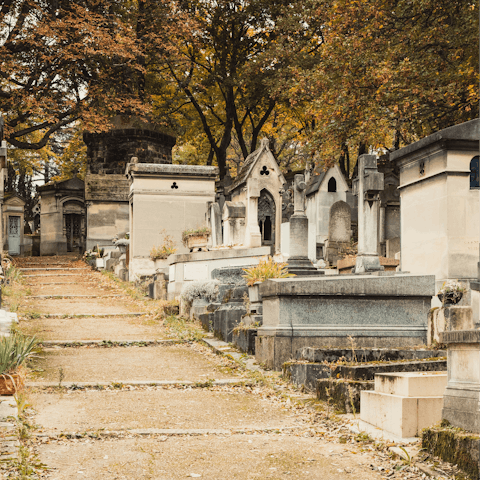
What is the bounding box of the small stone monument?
[353,154,384,273]
[325,200,351,266]
[287,174,320,276]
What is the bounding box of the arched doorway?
[258,189,276,247]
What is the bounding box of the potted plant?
[0,333,38,395]
[182,227,211,252]
[437,280,464,306]
[242,257,294,313]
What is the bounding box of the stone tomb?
[391,119,479,300]
[224,138,285,253]
[255,274,435,370]
[126,163,218,281]
[84,117,176,250]
[3,194,25,256]
[304,164,352,263]
[37,175,86,255]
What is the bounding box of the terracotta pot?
[437,292,463,306]
[0,373,24,395]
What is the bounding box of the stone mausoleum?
[37,175,86,255]
[391,119,479,301]
[83,117,176,250]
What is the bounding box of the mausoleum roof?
[390,119,479,163]
[38,175,84,192]
[226,138,284,194]
[305,172,326,196]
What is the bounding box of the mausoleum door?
[8,216,21,255]
[258,189,276,247]
[65,214,82,252]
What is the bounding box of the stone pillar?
[0,139,6,257]
[287,174,320,276]
[244,179,262,248]
[354,154,385,273]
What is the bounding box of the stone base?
[287,257,322,276]
[232,329,257,355]
[428,306,474,346]
[255,335,429,371]
[439,330,480,433]
[354,253,384,273]
[360,372,447,438]
[256,274,434,370]
[213,304,246,343]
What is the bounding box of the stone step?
[23,274,92,277]
[38,339,184,347]
[375,371,447,397]
[35,313,147,318]
[26,295,123,299]
[25,282,97,285]
[19,268,89,271]
[27,378,250,388]
[34,425,302,439]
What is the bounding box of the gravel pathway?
[0,256,455,479]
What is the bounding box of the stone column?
[354,154,384,273]
[0,139,6,257]
[287,174,320,276]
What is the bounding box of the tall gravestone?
[287,174,320,275]
[325,200,351,266]
[353,154,384,273]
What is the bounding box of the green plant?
[0,333,39,374]
[150,230,177,260]
[242,256,294,286]
[181,226,211,247]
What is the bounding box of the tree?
[280,0,479,177]
[0,0,145,150]
[149,0,324,179]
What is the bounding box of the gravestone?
[325,201,351,266]
[207,202,222,247]
[287,174,320,276]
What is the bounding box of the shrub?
[150,231,177,260]
[181,280,219,304]
[242,256,294,287]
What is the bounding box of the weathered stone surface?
[232,329,257,355]
[316,378,373,414]
[429,306,474,345]
[440,329,480,344]
[126,163,218,178]
[211,266,249,286]
[286,359,446,384]
[213,305,246,343]
[422,426,480,480]
[259,274,435,298]
[297,347,446,363]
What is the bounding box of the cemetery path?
[7,256,405,479]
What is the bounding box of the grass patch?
[163,315,206,342]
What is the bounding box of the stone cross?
[293,174,307,215]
